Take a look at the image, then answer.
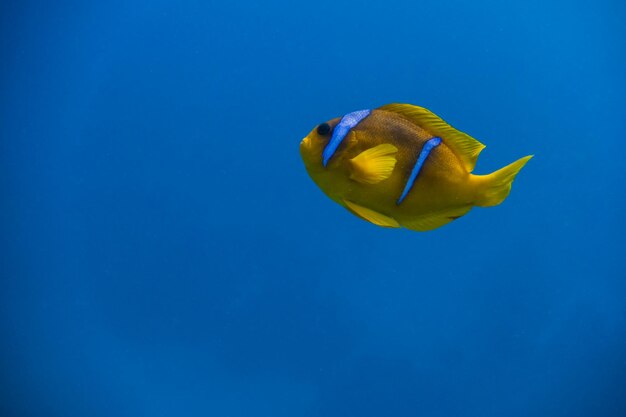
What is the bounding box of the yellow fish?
[299,103,532,231]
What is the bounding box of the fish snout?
[300,136,312,151]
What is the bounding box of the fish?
[299,103,533,232]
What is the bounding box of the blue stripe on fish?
[396,137,442,205]
[322,109,371,167]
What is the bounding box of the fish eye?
[316,123,331,136]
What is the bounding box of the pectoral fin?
[349,143,398,184]
[343,200,400,228]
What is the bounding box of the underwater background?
[2,0,625,416]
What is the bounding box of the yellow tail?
[473,155,533,207]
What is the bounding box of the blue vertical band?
[396,137,442,205]
[322,109,371,167]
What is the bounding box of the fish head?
[300,117,346,198]
[299,117,342,170]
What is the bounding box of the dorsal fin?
[378,103,486,172]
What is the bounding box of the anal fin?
[403,206,472,232]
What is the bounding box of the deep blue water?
[2,1,625,416]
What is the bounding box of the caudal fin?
[473,155,533,207]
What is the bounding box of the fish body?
[299,103,532,231]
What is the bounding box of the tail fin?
[473,155,533,207]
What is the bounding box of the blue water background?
[2,1,625,416]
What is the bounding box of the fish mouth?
[300,136,311,151]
